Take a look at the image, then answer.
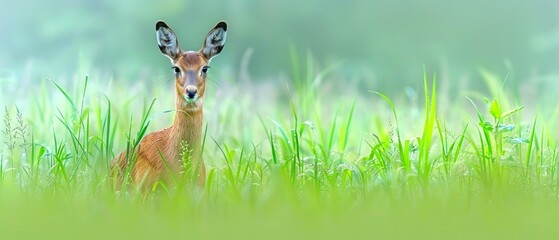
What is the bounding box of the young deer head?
[156,20,227,111]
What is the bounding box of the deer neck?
[169,107,203,159]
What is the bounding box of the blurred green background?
[1,3,559,238]
[1,0,558,89]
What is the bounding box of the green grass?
[1,61,559,239]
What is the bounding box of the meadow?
[2,53,559,239]
[2,0,559,239]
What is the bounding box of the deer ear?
[156,21,181,59]
[200,21,227,60]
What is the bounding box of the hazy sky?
[0,0,558,84]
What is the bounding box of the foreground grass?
[1,63,559,239]
[0,188,557,239]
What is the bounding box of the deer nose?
[186,88,197,99]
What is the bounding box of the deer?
[110,20,227,191]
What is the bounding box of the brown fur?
[111,108,205,190]
[111,53,210,190]
[111,21,226,191]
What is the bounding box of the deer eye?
[201,66,210,74]
[172,66,181,74]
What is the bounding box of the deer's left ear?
[200,21,227,60]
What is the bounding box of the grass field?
[2,47,559,239]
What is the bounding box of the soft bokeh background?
[1,3,559,239]
[1,0,558,147]
[1,0,558,91]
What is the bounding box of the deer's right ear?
[156,21,181,60]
